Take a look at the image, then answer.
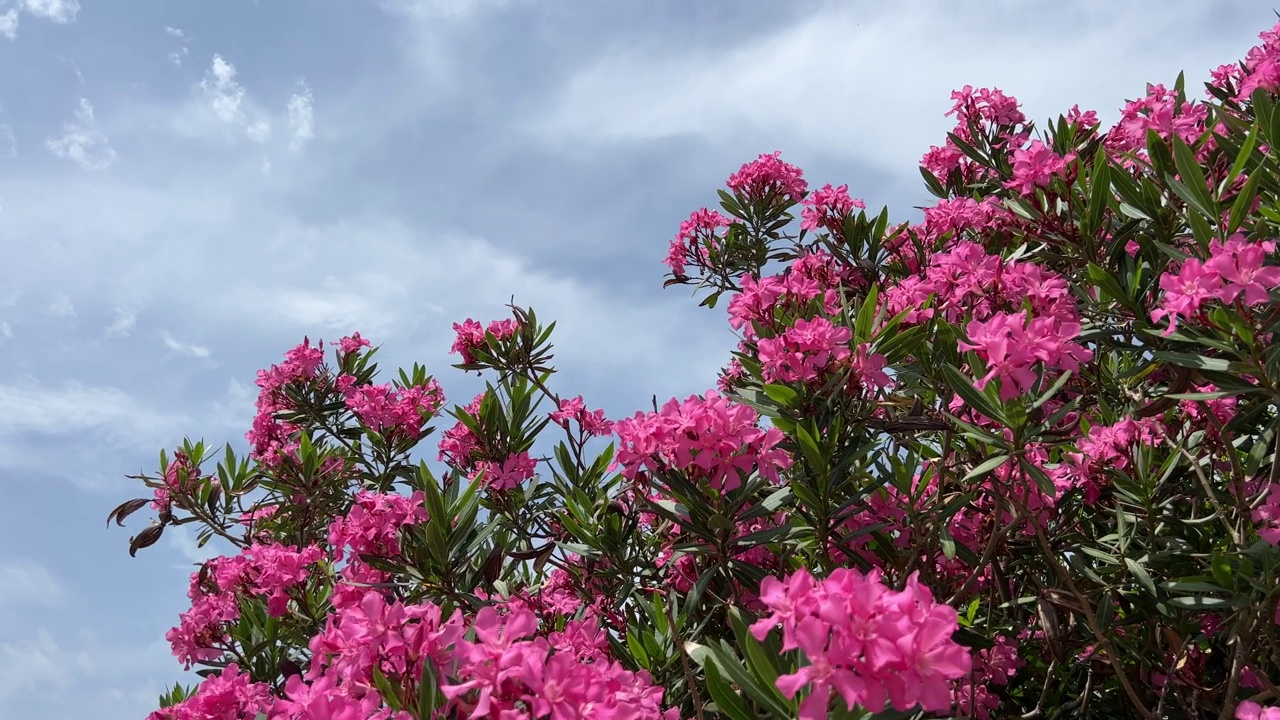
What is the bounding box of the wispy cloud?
[164,26,190,67]
[45,293,75,317]
[530,1,1260,181]
[20,0,80,24]
[160,330,210,359]
[286,85,314,151]
[0,560,67,608]
[46,98,115,170]
[0,10,17,40]
[105,306,137,338]
[201,54,272,142]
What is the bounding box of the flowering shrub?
[110,19,1280,720]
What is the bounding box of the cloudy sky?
[0,1,1271,717]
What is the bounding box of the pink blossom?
[614,390,791,492]
[550,395,615,436]
[757,315,853,384]
[1237,700,1280,720]
[665,207,730,277]
[801,183,865,234]
[332,332,372,355]
[751,568,971,716]
[1003,140,1074,195]
[1253,484,1280,545]
[727,151,808,203]
[474,451,537,491]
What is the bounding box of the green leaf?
[1167,595,1232,609]
[962,454,1010,482]
[1226,120,1259,186]
[854,284,880,343]
[1124,558,1158,598]
[1170,134,1217,221]
[1151,351,1250,374]
[1085,146,1112,237]
[1227,167,1263,235]
[941,364,1007,425]
[762,384,798,406]
[703,661,755,720]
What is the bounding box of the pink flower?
[1252,484,1280,545]
[1205,235,1280,305]
[727,151,808,203]
[665,208,731,277]
[550,395,615,436]
[333,332,372,355]
[757,316,853,384]
[801,183,865,234]
[1150,258,1223,334]
[1237,700,1280,720]
[614,390,791,492]
[474,451,537,491]
[752,568,971,716]
[1003,140,1074,195]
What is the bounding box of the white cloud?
[0,322,11,339]
[46,98,116,170]
[105,306,137,338]
[287,85,314,150]
[530,1,1261,179]
[0,380,184,441]
[0,124,13,157]
[200,54,272,143]
[45,293,74,317]
[0,630,80,700]
[165,28,191,67]
[160,330,210,359]
[0,10,17,40]
[19,0,79,23]
[0,560,67,608]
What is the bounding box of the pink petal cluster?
[726,150,808,203]
[951,636,1024,719]
[150,449,200,513]
[439,392,487,470]
[550,395,615,437]
[247,338,326,467]
[800,183,865,234]
[664,207,730,277]
[957,312,1092,402]
[882,241,1078,326]
[441,607,677,720]
[1238,700,1280,720]
[726,253,842,339]
[1106,83,1208,158]
[922,86,1026,183]
[474,450,537,492]
[337,375,445,439]
[1003,139,1074,195]
[291,591,464,719]
[1252,483,1280,545]
[328,490,429,562]
[146,664,274,720]
[1237,20,1280,99]
[168,543,324,668]
[1151,234,1280,334]
[614,391,791,492]
[332,332,372,356]
[1060,418,1164,504]
[750,568,971,719]
[450,318,521,364]
[757,316,853,384]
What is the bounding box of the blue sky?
[0,1,1271,717]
